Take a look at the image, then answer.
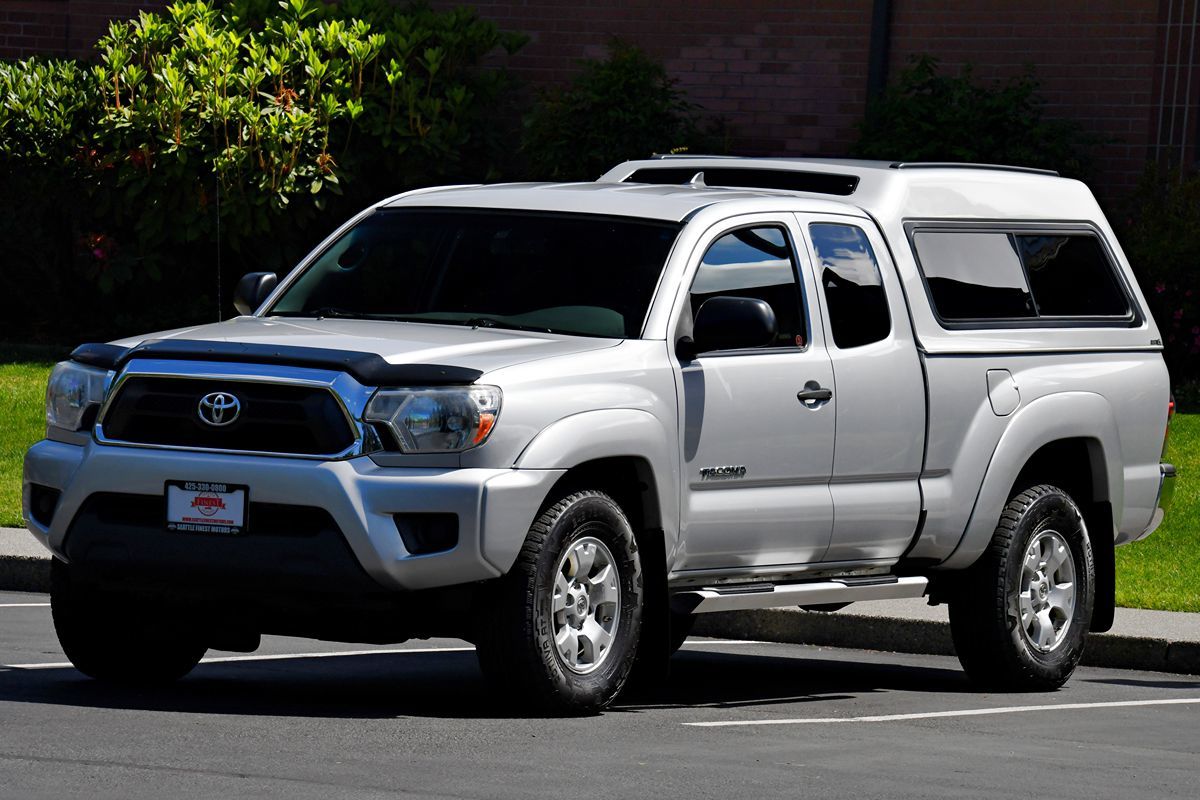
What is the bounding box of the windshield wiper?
[272,306,365,320]
[465,317,553,333]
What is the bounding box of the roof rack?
[890,161,1060,177]
[649,153,738,160]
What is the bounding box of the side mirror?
[684,296,777,358]
[233,272,278,316]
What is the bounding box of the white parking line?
[1,645,475,671]
[684,697,1200,727]
[0,603,50,608]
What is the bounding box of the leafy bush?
[522,41,724,182]
[0,0,522,343]
[854,55,1096,178]
[1119,165,1200,386]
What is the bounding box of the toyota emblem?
[198,392,241,427]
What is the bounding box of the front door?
[673,217,836,574]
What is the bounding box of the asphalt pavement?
[1,589,1197,799]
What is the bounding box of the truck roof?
[382,180,862,222]
[384,157,1103,226]
[599,156,1105,225]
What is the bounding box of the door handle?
[796,384,833,404]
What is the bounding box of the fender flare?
[939,391,1123,570]
[513,407,679,553]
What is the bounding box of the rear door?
[674,216,836,573]
[798,215,927,563]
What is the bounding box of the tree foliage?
[522,41,724,182]
[1120,165,1200,386]
[0,0,522,341]
[854,55,1096,178]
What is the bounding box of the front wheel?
[949,484,1095,690]
[475,490,644,714]
[51,560,208,684]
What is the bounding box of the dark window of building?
[1018,235,1130,317]
[690,226,806,349]
[810,223,891,348]
[912,231,1037,321]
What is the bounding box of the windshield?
[267,208,682,338]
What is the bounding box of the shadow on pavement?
[0,646,972,720]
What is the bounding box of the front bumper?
[1140,462,1177,539]
[22,438,563,592]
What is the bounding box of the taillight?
[1163,394,1175,457]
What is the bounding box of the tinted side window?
[1018,235,1130,317]
[913,231,1036,321]
[810,223,891,348]
[690,227,805,348]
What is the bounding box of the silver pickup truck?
[24,157,1176,712]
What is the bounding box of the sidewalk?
[4,526,1197,673]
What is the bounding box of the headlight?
[364,386,501,453]
[45,361,109,432]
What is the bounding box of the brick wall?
[436,0,1180,198]
[3,0,1194,200]
[0,1,167,59]
[888,0,1164,198]
[441,1,876,160]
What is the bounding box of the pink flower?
[1156,282,1167,293]
[1174,309,1185,320]
[92,248,106,260]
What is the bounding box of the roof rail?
[649,153,738,160]
[890,161,1060,177]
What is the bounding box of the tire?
[475,490,644,714]
[50,560,208,684]
[949,484,1095,691]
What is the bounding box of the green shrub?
[1119,164,1200,387]
[522,41,724,182]
[0,0,522,343]
[854,55,1096,179]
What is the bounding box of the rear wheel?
[475,490,643,713]
[51,560,208,684]
[949,484,1094,690]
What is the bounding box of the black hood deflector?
[70,339,482,386]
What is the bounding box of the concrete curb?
[0,556,50,594]
[693,608,1200,676]
[0,529,51,593]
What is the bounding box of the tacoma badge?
[699,465,747,480]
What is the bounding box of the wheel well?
[545,456,662,537]
[1011,437,1105,507]
[1010,437,1116,633]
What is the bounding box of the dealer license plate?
[165,481,248,534]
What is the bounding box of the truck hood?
[112,316,621,375]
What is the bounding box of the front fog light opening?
[393,513,459,555]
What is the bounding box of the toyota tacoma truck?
[24,157,1177,712]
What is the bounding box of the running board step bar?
[671,575,928,614]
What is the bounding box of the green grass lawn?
[0,354,55,528]
[1115,411,1200,612]
[0,354,1196,611]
